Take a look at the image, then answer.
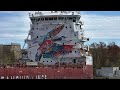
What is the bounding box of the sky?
[0,11,120,48]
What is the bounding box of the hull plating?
[0,65,93,79]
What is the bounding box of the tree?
[90,42,120,77]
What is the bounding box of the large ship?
[0,11,93,79]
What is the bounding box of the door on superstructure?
[73,59,76,64]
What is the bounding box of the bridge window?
[54,17,57,20]
[61,17,64,20]
[78,17,80,19]
[45,18,48,20]
[41,18,44,21]
[69,17,72,20]
[36,19,38,22]
[58,17,61,20]
[58,17,64,20]
[33,18,35,21]
[49,18,53,20]
[38,18,40,21]
[73,17,76,20]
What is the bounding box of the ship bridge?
[29,11,81,24]
[29,11,80,17]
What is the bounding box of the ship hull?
[0,65,93,79]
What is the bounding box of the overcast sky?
[0,11,120,48]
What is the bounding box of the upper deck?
[29,11,81,23]
[29,11,80,17]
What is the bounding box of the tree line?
[89,42,120,75]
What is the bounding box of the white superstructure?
[23,11,93,65]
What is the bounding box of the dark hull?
[0,65,93,79]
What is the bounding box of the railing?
[29,11,80,17]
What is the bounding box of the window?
[37,36,38,38]
[66,26,67,28]
[54,17,57,20]
[43,61,44,62]
[73,20,76,22]
[58,17,63,20]
[69,17,72,20]
[73,59,76,63]
[58,17,61,20]
[73,17,76,20]
[49,18,53,20]
[37,28,38,30]
[45,18,48,20]
[32,28,34,30]
[75,51,76,53]
[87,38,89,41]
[36,19,38,22]
[41,18,44,21]
[47,61,48,62]
[70,26,71,28]
[51,61,52,62]
[61,17,64,20]
[73,17,76,22]
[78,17,80,19]
[75,43,76,45]
[38,18,40,21]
